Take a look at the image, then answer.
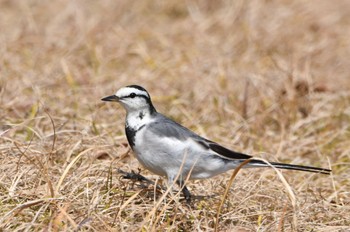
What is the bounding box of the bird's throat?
[126,110,151,131]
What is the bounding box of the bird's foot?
[118,169,153,183]
[182,186,192,204]
[117,169,165,191]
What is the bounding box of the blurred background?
[1,0,349,230]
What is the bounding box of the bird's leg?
[177,180,191,203]
[182,186,191,203]
[117,169,162,190]
[118,169,152,182]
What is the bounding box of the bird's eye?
[129,93,136,98]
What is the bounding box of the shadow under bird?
[101,85,331,202]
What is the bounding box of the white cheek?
[118,100,129,109]
[134,99,143,107]
[119,99,136,108]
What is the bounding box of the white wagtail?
[102,85,331,201]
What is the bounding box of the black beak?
[101,95,119,102]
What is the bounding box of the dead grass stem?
[1,0,349,231]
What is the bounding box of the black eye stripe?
[120,93,149,100]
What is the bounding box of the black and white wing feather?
[148,114,331,175]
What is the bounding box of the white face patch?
[114,86,153,114]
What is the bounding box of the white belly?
[132,128,237,181]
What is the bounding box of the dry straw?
[1,0,349,231]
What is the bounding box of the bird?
[101,85,331,202]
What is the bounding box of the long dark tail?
[246,159,331,175]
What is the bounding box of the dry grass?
[1,0,349,231]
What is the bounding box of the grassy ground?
[1,0,349,231]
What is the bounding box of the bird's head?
[101,85,156,113]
